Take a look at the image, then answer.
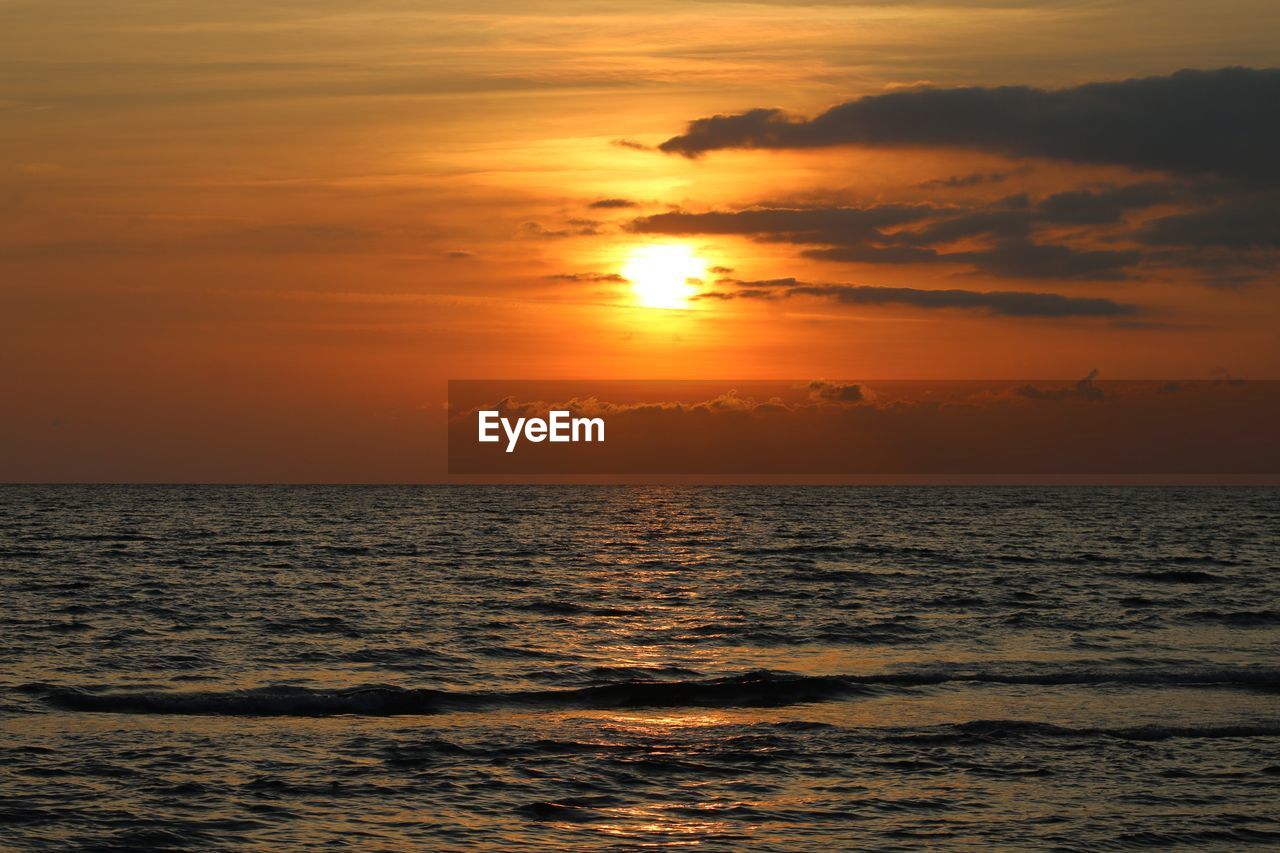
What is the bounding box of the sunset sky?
[3,0,1278,481]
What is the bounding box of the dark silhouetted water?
[2,486,1278,850]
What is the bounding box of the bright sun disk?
[621,244,706,309]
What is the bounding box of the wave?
[894,719,1280,744]
[1124,569,1225,584]
[1183,609,1280,627]
[20,665,1280,717]
[849,667,1280,690]
[23,672,861,717]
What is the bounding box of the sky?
[2,0,1278,481]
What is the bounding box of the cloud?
[642,71,1278,286]
[632,188,1178,251]
[461,383,874,425]
[468,390,785,422]
[888,197,1034,244]
[807,380,867,403]
[589,198,639,209]
[802,245,942,264]
[714,279,1139,317]
[630,205,934,244]
[1139,191,1280,249]
[791,285,1136,316]
[631,200,1145,279]
[945,239,1141,281]
[803,239,1136,279]
[1015,369,1105,400]
[521,221,598,239]
[547,272,628,282]
[659,67,1280,183]
[915,170,1014,189]
[1036,184,1175,225]
[721,277,801,288]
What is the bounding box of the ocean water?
[1,485,1278,850]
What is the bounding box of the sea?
[1,485,1277,850]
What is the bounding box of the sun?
[621,244,706,309]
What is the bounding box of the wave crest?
[21,665,1279,717]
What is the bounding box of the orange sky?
[2,1,1278,481]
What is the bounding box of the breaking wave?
[23,665,1280,717]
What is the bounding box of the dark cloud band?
[706,279,1140,318]
[659,67,1280,183]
